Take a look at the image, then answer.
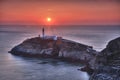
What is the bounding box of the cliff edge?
[90,37,120,80]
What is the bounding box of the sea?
[0,25,120,80]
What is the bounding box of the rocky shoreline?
[9,37,120,80]
[90,37,120,80]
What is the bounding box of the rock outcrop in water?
[9,37,97,68]
[90,37,120,80]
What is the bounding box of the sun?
[47,17,51,22]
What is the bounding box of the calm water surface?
[0,25,120,80]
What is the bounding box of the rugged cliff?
[9,37,97,68]
[90,37,120,80]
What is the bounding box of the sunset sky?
[0,0,120,25]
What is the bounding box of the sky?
[0,0,120,25]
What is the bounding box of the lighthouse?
[40,26,61,40]
[42,27,45,38]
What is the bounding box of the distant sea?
[0,25,120,80]
[0,25,120,51]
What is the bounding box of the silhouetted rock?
[90,37,120,80]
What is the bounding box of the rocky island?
[9,37,97,66]
[9,35,120,80]
[9,27,98,72]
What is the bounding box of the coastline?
[9,36,120,80]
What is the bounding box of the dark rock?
[90,37,120,80]
[78,63,94,75]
